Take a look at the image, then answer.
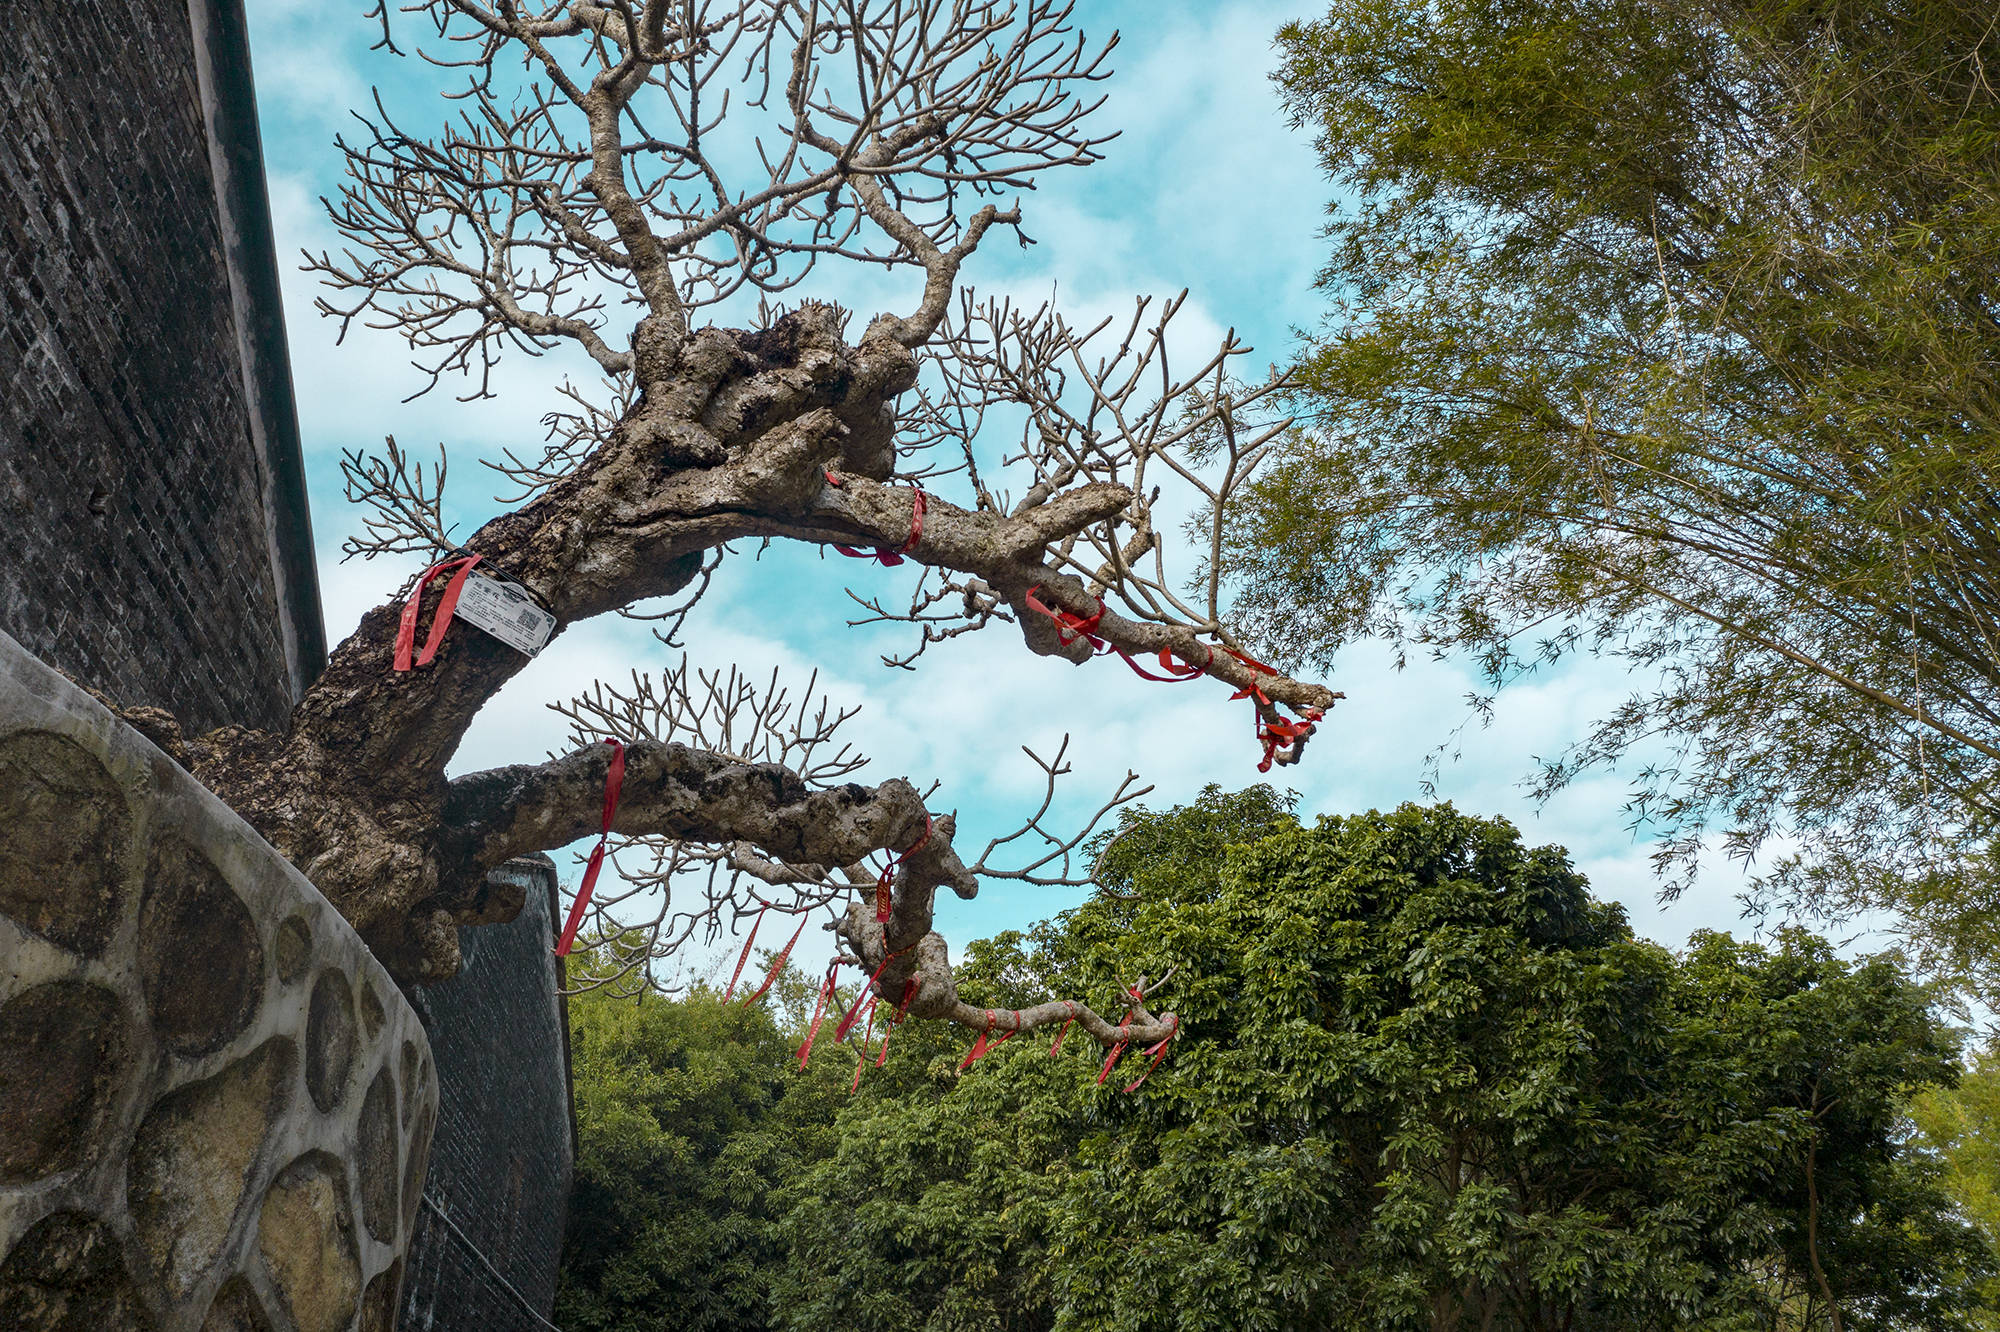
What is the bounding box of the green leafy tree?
[769,931,1084,1332]
[775,794,1990,1330]
[557,978,847,1332]
[1910,1042,2000,1328]
[1245,0,2000,984]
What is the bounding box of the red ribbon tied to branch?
[393,553,483,671]
[797,964,839,1070]
[1023,586,1210,681]
[1050,1001,1079,1056]
[1023,585,1105,648]
[875,815,933,924]
[1023,589,1320,769]
[834,949,899,1043]
[875,987,910,1067]
[1122,1016,1180,1093]
[738,913,810,1007]
[1224,649,1324,773]
[958,1009,1020,1072]
[1096,1002,1140,1085]
[866,974,923,1073]
[554,737,626,958]
[722,908,766,1001]
[826,472,928,566]
[894,975,923,1021]
[851,998,880,1093]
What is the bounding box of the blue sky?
[241,0,1772,981]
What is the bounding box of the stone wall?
[0,629,434,1331]
[399,858,574,1332]
[0,0,323,735]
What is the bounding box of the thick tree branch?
[834,900,1178,1048]
[438,738,969,895]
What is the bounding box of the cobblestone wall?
[0,0,323,735]
[400,858,574,1332]
[0,629,435,1331]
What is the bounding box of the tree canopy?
[558,981,846,1332]
[562,793,1992,1330]
[1246,0,2000,984]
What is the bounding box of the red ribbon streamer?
[875,816,934,924]
[833,483,928,566]
[1024,587,1206,685]
[874,1022,895,1068]
[958,1010,998,1072]
[393,554,483,671]
[1050,1001,1078,1056]
[862,974,922,1072]
[722,908,766,1001]
[1226,653,1275,710]
[1255,712,1321,773]
[1225,647,1278,678]
[1023,585,1105,648]
[958,1010,1021,1072]
[738,914,810,1007]
[554,738,626,958]
[1223,649,1321,772]
[797,966,838,1069]
[850,999,880,1093]
[1218,648,1324,772]
[1023,589,1323,769]
[835,951,897,1042]
[1096,993,1140,1085]
[1122,1017,1180,1093]
[1117,648,1208,683]
[894,975,922,1021]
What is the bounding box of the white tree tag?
[452,571,555,656]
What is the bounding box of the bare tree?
[145,0,1338,1058]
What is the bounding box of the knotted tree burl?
[142,0,1338,1054]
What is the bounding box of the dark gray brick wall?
[402,857,575,1332]
[0,0,315,734]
